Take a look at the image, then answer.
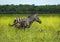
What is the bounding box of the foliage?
[0,4,60,14]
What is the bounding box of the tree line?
[0,4,60,14]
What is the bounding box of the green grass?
[0,14,60,42]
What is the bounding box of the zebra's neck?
[28,17,34,24]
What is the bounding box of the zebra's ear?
[36,14,39,16]
[34,14,38,16]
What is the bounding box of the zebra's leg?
[26,25,30,28]
[15,23,21,28]
[26,21,30,28]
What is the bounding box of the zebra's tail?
[9,24,15,26]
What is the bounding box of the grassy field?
[0,14,60,42]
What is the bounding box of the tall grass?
[0,14,60,42]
